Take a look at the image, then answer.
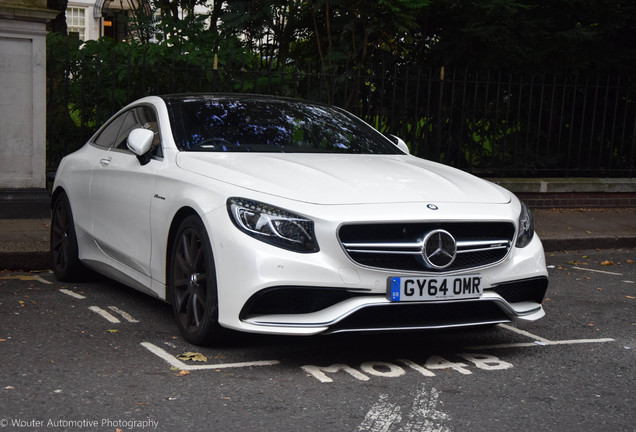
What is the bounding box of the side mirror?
[127,128,155,165]
[387,134,410,154]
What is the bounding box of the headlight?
[515,199,535,248]
[227,198,319,253]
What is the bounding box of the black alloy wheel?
[170,215,225,345]
[50,192,85,281]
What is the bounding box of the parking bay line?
[572,266,623,276]
[0,274,52,285]
[107,305,139,323]
[88,306,121,323]
[570,266,634,284]
[467,324,615,350]
[88,305,140,323]
[59,289,86,299]
[141,342,280,371]
[498,323,551,343]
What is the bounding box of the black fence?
[47,54,635,177]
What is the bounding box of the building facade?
[65,0,133,41]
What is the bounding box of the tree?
[423,0,636,73]
[304,0,430,70]
[47,0,68,34]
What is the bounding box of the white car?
[51,94,548,345]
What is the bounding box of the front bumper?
[205,202,549,336]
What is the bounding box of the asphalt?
[0,208,634,271]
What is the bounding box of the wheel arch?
[165,206,201,305]
[50,186,67,209]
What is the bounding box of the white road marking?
[457,353,513,370]
[465,342,542,350]
[399,387,452,432]
[107,306,139,322]
[33,275,52,285]
[397,359,435,377]
[88,306,120,323]
[59,289,86,299]
[88,305,139,324]
[358,386,452,432]
[302,364,370,383]
[0,275,52,284]
[541,338,616,346]
[572,266,623,276]
[141,342,280,370]
[424,356,471,375]
[357,394,402,432]
[497,323,551,343]
[361,362,406,378]
[303,353,515,383]
[467,338,615,350]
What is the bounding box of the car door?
[89,105,161,278]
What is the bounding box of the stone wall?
[489,178,636,208]
[0,0,57,188]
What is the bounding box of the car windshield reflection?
[165,96,401,154]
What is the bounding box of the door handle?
[99,157,112,166]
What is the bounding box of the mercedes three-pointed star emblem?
[422,229,457,269]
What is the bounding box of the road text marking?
[358,386,452,432]
[302,353,512,383]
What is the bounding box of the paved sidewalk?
[0,218,50,271]
[532,207,636,251]
[0,208,635,271]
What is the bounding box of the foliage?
[45,0,636,174]
[47,0,69,34]
[422,0,636,73]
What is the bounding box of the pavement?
[0,208,634,271]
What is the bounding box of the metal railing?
[47,54,635,177]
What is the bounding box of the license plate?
[388,275,482,302]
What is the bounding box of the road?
[1,248,634,432]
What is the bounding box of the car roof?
[157,93,329,107]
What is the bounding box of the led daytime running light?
[228,198,319,253]
[515,200,535,248]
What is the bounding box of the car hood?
[176,153,511,205]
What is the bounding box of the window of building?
[66,7,86,41]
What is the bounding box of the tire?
[169,215,227,346]
[50,192,86,282]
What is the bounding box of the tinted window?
[93,113,126,148]
[166,98,401,154]
[114,111,137,149]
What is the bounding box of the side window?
[114,111,138,149]
[93,113,127,148]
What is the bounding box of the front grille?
[339,222,515,272]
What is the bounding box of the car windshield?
[165,97,402,154]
